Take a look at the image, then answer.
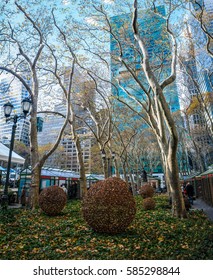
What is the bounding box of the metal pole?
[1,116,17,210]
[102,157,107,179]
[107,158,111,177]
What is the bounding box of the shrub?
[139,183,155,198]
[143,197,156,210]
[39,186,67,216]
[82,177,136,234]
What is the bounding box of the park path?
[191,198,213,222]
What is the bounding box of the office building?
[38,71,95,173]
[191,0,213,45]
[0,72,31,146]
[110,5,181,175]
[110,5,181,114]
[178,14,213,170]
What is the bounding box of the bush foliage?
[139,183,155,198]
[39,186,67,216]
[82,177,136,234]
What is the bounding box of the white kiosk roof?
[0,142,25,164]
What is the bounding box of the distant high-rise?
[191,0,213,19]
[37,70,95,173]
[110,5,180,114]
[110,5,181,174]
[191,0,213,53]
[0,72,31,146]
[178,13,213,169]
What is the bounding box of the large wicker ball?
[143,197,156,210]
[39,186,67,216]
[82,177,136,234]
[139,183,155,198]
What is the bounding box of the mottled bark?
[114,158,120,178]
[131,0,186,217]
[74,135,87,197]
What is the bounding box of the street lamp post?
[1,98,31,210]
[107,157,111,177]
[111,151,115,176]
[101,150,107,178]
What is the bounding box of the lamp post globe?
[3,101,14,118]
[21,97,31,116]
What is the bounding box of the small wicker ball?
[143,197,156,210]
[39,186,67,216]
[139,183,155,198]
[82,177,136,234]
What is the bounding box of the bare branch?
[0,66,33,97]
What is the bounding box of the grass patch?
[0,195,212,260]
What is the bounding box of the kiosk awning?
[0,143,25,164]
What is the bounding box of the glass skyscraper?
[178,2,213,170]
[191,0,213,56]
[110,5,181,175]
[110,5,180,114]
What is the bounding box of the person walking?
[21,186,26,207]
[181,183,186,197]
[128,182,133,194]
[186,182,194,205]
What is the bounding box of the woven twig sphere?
[143,197,156,210]
[39,186,67,216]
[139,183,155,198]
[82,177,136,234]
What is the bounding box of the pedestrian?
[60,184,68,194]
[128,182,133,194]
[185,182,194,205]
[73,181,78,198]
[21,186,26,207]
[134,183,138,194]
[181,183,186,197]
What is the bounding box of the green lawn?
[0,195,212,260]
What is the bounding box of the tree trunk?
[160,140,187,218]
[29,100,40,209]
[30,166,41,210]
[122,162,128,184]
[74,135,87,198]
[114,158,120,178]
[166,156,187,218]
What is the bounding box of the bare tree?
[77,80,114,178]
[0,1,73,208]
[73,0,187,216]
[187,0,213,58]
[95,1,186,216]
